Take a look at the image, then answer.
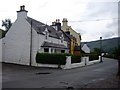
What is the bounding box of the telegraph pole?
[100,37,103,62]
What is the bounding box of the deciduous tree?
[2,19,12,31]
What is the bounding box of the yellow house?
[51,18,81,55]
[61,18,81,46]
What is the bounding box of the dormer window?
[60,34,64,43]
[44,27,49,40]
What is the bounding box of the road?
[2,57,118,88]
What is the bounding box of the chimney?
[62,18,68,27]
[17,5,28,20]
[51,19,61,31]
[55,19,61,31]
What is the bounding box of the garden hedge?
[36,53,81,65]
[83,54,99,61]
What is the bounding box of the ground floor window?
[51,48,53,53]
[44,48,49,53]
[61,50,65,53]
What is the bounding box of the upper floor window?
[44,27,49,40]
[60,34,64,43]
[44,48,49,53]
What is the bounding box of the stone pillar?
[81,56,89,65]
[64,56,71,69]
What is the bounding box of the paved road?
[2,58,118,88]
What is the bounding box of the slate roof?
[41,41,68,49]
[26,17,69,41]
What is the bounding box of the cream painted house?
[61,18,81,46]
[2,5,69,66]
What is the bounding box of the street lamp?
[100,37,103,62]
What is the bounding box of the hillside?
[81,37,120,53]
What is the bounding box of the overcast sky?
[0,0,119,42]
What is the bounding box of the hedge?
[36,53,81,65]
[104,54,117,59]
[71,55,81,63]
[83,54,99,61]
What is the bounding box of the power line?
[69,18,119,23]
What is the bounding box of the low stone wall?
[63,56,101,69]
[63,56,85,69]
[34,56,101,69]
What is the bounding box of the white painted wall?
[82,44,90,53]
[63,56,100,69]
[31,31,68,66]
[31,28,39,66]
[2,6,69,66]
[2,17,31,65]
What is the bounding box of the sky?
[0,0,119,42]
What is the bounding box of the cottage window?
[61,50,65,53]
[44,27,49,40]
[60,34,64,43]
[44,48,49,53]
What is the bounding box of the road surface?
[2,57,118,88]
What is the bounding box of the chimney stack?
[62,18,68,27]
[17,5,28,20]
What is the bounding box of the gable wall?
[2,18,31,65]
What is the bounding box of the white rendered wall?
[2,18,31,65]
[82,44,90,53]
[31,28,39,66]
[38,34,68,53]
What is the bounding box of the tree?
[92,48,101,55]
[2,19,12,31]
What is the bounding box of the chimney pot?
[22,5,25,10]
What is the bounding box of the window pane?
[61,50,65,53]
[44,48,49,53]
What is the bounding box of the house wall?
[2,18,31,65]
[38,34,68,53]
[74,51,80,55]
[82,44,90,53]
[62,25,81,46]
[30,28,68,66]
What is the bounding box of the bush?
[89,54,99,61]
[83,53,99,61]
[36,53,81,65]
[71,55,81,63]
[36,53,70,65]
[104,54,116,59]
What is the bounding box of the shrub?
[71,55,81,63]
[83,53,99,61]
[89,54,99,61]
[104,54,116,59]
[36,53,70,65]
[36,53,81,65]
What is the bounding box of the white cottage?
[81,44,90,53]
[2,5,69,66]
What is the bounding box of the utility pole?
[100,37,103,62]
